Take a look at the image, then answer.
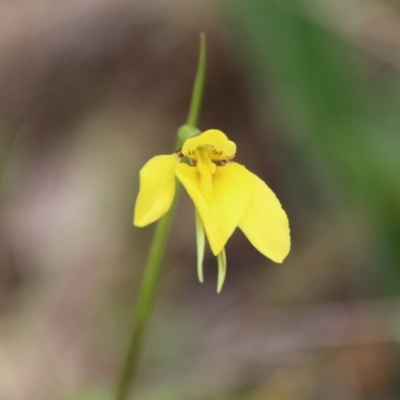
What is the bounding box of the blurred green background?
[1,0,400,399]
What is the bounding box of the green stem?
[114,33,206,400]
[186,32,206,127]
[114,191,180,400]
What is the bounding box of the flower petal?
[239,172,290,262]
[133,154,177,227]
[176,162,252,255]
[182,129,236,161]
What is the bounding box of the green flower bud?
[177,124,201,144]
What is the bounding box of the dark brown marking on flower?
[175,148,183,159]
[214,159,234,166]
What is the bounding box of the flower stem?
[114,194,180,400]
[114,33,206,400]
[187,32,206,127]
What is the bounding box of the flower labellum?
[133,129,290,292]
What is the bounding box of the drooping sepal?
[195,209,205,283]
[217,248,227,293]
[239,172,290,262]
[133,154,178,227]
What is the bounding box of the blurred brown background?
[1,0,400,399]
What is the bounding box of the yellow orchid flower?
[133,129,290,292]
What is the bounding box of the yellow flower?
[133,129,290,292]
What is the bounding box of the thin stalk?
[114,33,206,400]
[187,32,206,127]
[114,192,180,400]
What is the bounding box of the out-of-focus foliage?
[228,0,400,297]
[1,0,400,399]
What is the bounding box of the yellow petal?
[176,162,252,255]
[133,154,178,227]
[182,129,236,161]
[239,172,290,262]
